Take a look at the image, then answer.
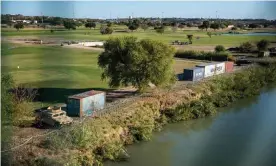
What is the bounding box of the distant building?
[34,20,38,24]
[227,25,235,29]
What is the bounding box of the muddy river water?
[108,85,276,166]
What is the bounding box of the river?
[107,86,276,166]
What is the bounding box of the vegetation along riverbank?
[10,62,275,166]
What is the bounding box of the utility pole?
[72,4,75,19]
[162,12,164,23]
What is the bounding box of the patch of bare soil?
[62,44,104,51]
[174,45,216,51]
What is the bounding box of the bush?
[239,42,255,53]
[1,74,36,126]
[175,50,232,61]
[257,39,270,51]
[207,32,212,38]
[155,26,165,34]
[215,45,226,52]
[100,26,113,35]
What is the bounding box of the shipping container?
[214,62,226,75]
[176,73,184,81]
[67,90,105,117]
[183,67,204,81]
[196,63,216,78]
[225,61,234,73]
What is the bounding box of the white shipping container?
[79,42,104,47]
[214,62,225,75]
[196,63,216,78]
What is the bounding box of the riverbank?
[108,85,276,166]
[6,63,276,165]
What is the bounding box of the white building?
[227,25,235,29]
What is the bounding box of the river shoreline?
[6,63,276,165]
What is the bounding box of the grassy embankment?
[15,62,276,165]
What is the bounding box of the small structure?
[227,25,235,29]
[78,41,104,47]
[196,63,216,78]
[183,67,204,81]
[258,51,270,57]
[176,73,184,81]
[225,61,234,73]
[214,62,226,75]
[67,90,106,117]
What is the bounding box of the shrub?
[257,39,270,51]
[100,26,113,35]
[215,45,226,52]
[187,35,193,44]
[1,74,36,126]
[175,50,232,61]
[155,26,165,34]
[207,32,212,38]
[239,42,255,53]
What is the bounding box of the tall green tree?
[249,23,258,29]
[257,40,270,51]
[140,23,149,31]
[155,26,165,34]
[202,21,210,31]
[198,25,205,31]
[98,37,176,91]
[85,22,96,29]
[210,22,220,31]
[63,20,76,30]
[14,22,24,31]
[187,35,193,44]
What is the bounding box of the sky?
[2,1,276,20]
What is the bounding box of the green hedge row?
[175,50,235,61]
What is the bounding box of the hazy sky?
[2,1,276,20]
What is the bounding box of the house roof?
[68,90,104,100]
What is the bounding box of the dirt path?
[62,44,104,51]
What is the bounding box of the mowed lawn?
[2,44,106,89]
[2,26,276,46]
[1,42,200,104]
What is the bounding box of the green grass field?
[2,26,276,104]
[2,43,109,104]
[2,26,276,46]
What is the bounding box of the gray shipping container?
[67,90,105,117]
[183,67,204,81]
[196,63,216,78]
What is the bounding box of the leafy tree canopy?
[98,36,176,91]
[85,22,96,29]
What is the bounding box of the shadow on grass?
[35,87,137,104]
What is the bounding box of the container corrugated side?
[196,63,216,78]
[81,92,106,116]
[225,61,234,72]
[176,73,184,81]
[193,67,204,81]
[66,98,81,116]
[214,62,225,75]
[183,69,194,81]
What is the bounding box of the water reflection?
[108,86,276,166]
